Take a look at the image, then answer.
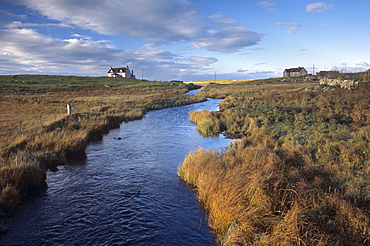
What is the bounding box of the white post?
[67,104,72,115]
[20,121,24,137]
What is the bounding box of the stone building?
[283,67,307,78]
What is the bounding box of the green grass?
[0,75,190,93]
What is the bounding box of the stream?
[0,92,232,245]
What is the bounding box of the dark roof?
[108,67,128,73]
[284,67,306,72]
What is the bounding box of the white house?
[107,66,135,78]
[283,67,307,78]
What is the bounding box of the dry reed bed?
[179,82,370,245]
[0,81,204,220]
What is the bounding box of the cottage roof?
[284,67,306,73]
[108,66,129,73]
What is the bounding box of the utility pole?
[142,69,144,80]
[313,64,315,75]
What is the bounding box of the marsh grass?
[180,81,370,245]
[189,110,223,136]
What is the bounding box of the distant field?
[0,74,182,93]
[184,79,252,85]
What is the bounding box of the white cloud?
[193,14,262,53]
[0,28,181,75]
[9,0,262,53]
[320,62,370,73]
[10,0,203,42]
[259,1,277,13]
[233,70,279,79]
[356,61,369,67]
[306,2,332,13]
[4,21,71,29]
[0,28,222,79]
[237,69,248,73]
[275,22,302,34]
[0,9,28,19]
[187,56,218,66]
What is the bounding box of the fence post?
[20,121,24,137]
[67,104,72,115]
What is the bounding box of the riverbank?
[179,80,370,245]
[0,75,204,227]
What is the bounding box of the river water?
[0,94,232,245]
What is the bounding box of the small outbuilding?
[283,67,307,78]
[107,66,135,78]
[317,71,340,79]
[364,69,370,82]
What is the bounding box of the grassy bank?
[184,79,253,85]
[178,80,370,245]
[0,75,204,222]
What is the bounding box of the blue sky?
[0,0,369,81]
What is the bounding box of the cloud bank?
[0,28,189,78]
[10,0,262,53]
[0,0,265,79]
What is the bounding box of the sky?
[0,0,369,81]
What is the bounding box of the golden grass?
[179,81,370,245]
[189,110,223,136]
[184,79,253,85]
[179,144,370,245]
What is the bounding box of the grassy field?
[0,74,185,93]
[0,75,203,220]
[179,79,370,245]
[184,79,255,85]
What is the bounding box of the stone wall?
[319,78,359,90]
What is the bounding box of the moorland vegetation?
[179,78,370,245]
[0,75,203,225]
